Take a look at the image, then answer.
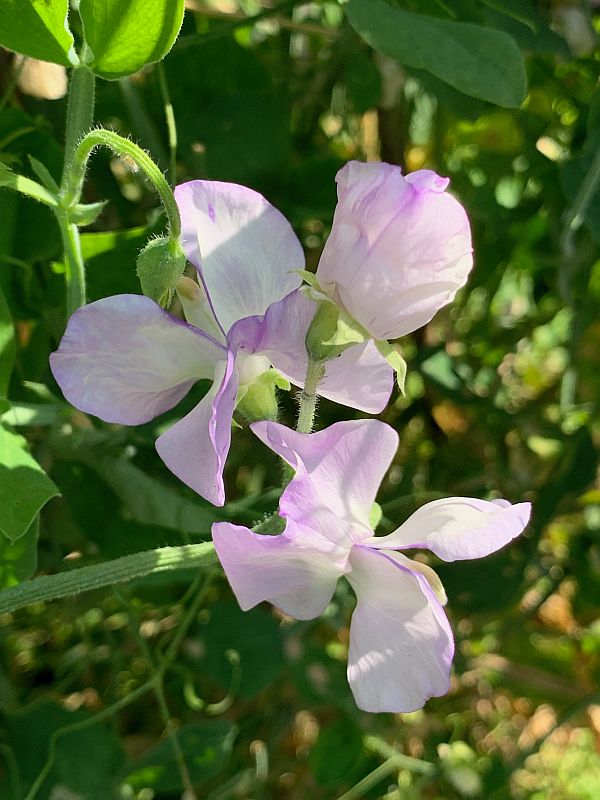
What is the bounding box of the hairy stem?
[296,358,325,433]
[60,128,181,238]
[60,61,96,313]
[0,542,218,615]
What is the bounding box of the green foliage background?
[0,0,600,798]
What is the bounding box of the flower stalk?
[0,543,218,615]
[60,128,182,238]
[296,357,325,433]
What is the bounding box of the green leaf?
[80,0,185,80]
[0,425,60,541]
[344,0,527,107]
[195,601,285,698]
[5,702,124,800]
[0,0,77,66]
[309,718,367,787]
[54,429,217,536]
[0,515,38,589]
[123,721,236,792]
[0,283,15,398]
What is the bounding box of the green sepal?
[305,300,368,361]
[70,201,108,227]
[0,163,58,207]
[235,369,290,425]
[136,236,186,308]
[28,156,60,194]
[376,339,407,395]
[369,502,383,531]
[296,269,323,292]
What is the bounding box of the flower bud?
[136,236,186,308]
[316,161,473,341]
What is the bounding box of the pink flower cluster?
[51,161,531,712]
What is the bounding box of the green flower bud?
[136,236,186,308]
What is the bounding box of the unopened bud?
[136,236,186,308]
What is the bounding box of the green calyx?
[305,299,368,362]
[375,339,407,394]
[136,236,186,308]
[235,369,290,426]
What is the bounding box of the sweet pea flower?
[50,181,393,506]
[213,419,531,712]
[315,161,473,341]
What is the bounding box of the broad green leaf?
[344,0,527,107]
[0,283,15,398]
[0,425,60,541]
[0,515,38,589]
[309,718,367,787]
[0,0,77,66]
[80,0,185,80]
[54,429,217,535]
[195,601,285,698]
[123,721,236,792]
[5,702,124,800]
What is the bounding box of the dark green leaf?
[0,515,38,589]
[0,424,60,541]
[0,0,77,66]
[309,717,367,787]
[195,601,285,698]
[345,0,527,107]
[0,282,15,398]
[123,721,236,792]
[5,702,124,800]
[80,0,185,79]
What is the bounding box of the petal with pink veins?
[50,294,226,425]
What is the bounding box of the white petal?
[366,497,531,562]
[251,419,398,537]
[346,546,454,713]
[175,180,304,333]
[212,519,348,620]
[50,294,226,425]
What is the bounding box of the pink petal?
[175,180,304,334]
[155,352,238,506]
[229,290,393,414]
[346,545,454,713]
[366,497,531,562]
[316,161,473,340]
[50,295,226,425]
[212,519,348,619]
[251,419,398,540]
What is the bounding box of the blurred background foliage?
[0,0,600,798]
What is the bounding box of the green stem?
[296,358,325,433]
[0,542,218,615]
[157,62,178,184]
[60,128,181,238]
[59,61,95,314]
[62,63,96,178]
[57,210,86,316]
